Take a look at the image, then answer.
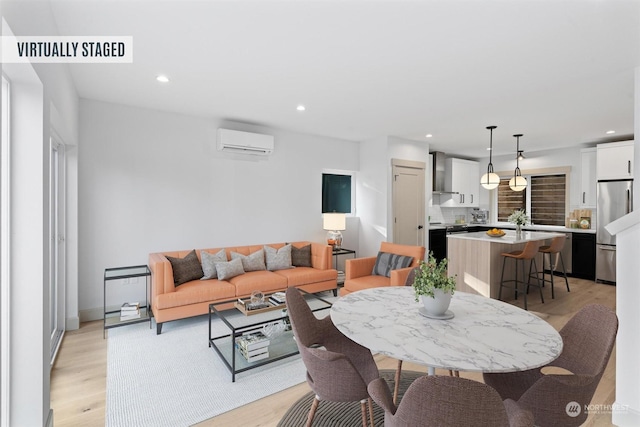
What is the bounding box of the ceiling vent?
[217,128,274,155]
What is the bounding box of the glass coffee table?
[208,290,332,382]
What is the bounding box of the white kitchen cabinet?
[444,158,480,207]
[580,148,597,208]
[597,141,634,180]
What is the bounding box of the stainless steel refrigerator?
[596,179,633,284]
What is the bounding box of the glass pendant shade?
[481,125,499,190]
[509,175,527,191]
[510,134,527,192]
[480,172,500,190]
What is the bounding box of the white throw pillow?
[215,258,245,281]
[264,244,293,271]
[201,249,227,280]
[231,249,266,272]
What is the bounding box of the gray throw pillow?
[216,258,245,281]
[264,244,293,271]
[372,252,414,278]
[231,249,266,272]
[201,249,227,279]
[165,250,204,286]
[291,244,312,267]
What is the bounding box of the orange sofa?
[339,242,426,296]
[149,241,337,334]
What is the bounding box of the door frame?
[49,132,66,364]
[391,159,426,246]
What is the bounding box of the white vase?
[421,290,452,316]
[516,224,522,238]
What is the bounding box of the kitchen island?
[447,230,563,299]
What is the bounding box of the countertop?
[429,223,595,234]
[447,230,564,244]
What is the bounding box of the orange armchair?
[340,242,425,296]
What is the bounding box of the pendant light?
[480,125,500,190]
[509,134,527,191]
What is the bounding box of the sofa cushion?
[201,249,227,279]
[155,279,236,310]
[216,258,245,281]
[264,244,292,271]
[230,270,288,296]
[231,249,266,272]
[273,267,337,287]
[372,252,414,278]
[291,244,312,267]
[166,250,204,286]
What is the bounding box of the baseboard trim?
[45,409,53,427]
[65,316,80,331]
[79,307,104,323]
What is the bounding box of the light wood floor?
[51,277,616,427]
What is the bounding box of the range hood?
[431,151,459,194]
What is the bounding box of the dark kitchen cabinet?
[428,228,447,262]
[572,233,596,280]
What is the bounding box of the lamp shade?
[480,172,500,190]
[509,175,527,192]
[481,125,499,191]
[323,213,346,231]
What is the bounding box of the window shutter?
[530,175,565,226]
[497,179,525,222]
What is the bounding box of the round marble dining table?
[330,286,563,374]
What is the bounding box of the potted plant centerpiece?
[508,209,529,237]
[413,252,456,317]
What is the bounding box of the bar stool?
[499,240,544,310]
[538,235,570,299]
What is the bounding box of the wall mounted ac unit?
[217,128,274,155]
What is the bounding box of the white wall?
[2,2,80,424]
[78,100,359,316]
[355,136,429,258]
[356,136,389,257]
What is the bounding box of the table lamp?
[323,213,346,250]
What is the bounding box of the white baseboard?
[65,316,80,331]
[45,409,53,427]
[611,401,640,426]
[79,307,104,323]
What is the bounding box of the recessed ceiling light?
[425,134,433,138]
[296,105,306,111]
[156,75,169,83]
[606,130,615,135]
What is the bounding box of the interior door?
[392,159,426,246]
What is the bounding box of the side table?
[103,265,151,338]
[332,248,356,286]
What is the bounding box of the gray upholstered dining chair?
[368,374,535,427]
[484,303,618,427]
[285,287,379,427]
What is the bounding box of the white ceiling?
[48,0,640,158]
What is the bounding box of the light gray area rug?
[106,314,307,427]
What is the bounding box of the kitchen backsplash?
[429,206,598,229]
[429,206,472,224]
